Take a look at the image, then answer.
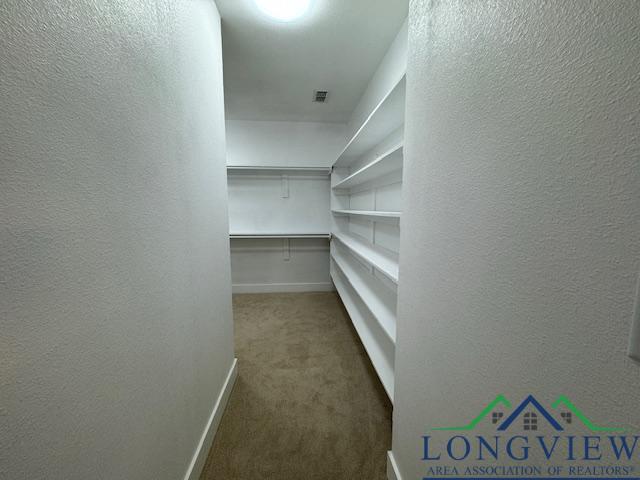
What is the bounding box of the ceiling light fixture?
[254,0,312,22]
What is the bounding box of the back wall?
[226,120,345,293]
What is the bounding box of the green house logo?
[433,394,624,432]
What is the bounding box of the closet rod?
[227,166,331,175]
[230,233,331,239]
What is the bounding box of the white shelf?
[333,144,403,190]
[334,75,406,167]
[331,266,394,402]
[331,250,396,343]
[332,231,399,283]
[230,233,330,239]
[332,209,401,219]
[227,166,331,175]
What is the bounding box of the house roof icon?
[497,395,563,431]
[551,395,624,432]
[432,393,624,433]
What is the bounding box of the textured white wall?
[393,0,640,478]
[0,1,234,479]
[226,120,346,167]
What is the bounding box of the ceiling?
[216,0,408,123]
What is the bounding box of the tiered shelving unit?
[332,144,403,190]
[332,231,399,283]
[329,74,406,403]
[334,77,406,166]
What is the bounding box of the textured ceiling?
[216,0,408,123]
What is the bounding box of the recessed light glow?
[254,0,312,21]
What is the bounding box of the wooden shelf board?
[330,268,395,402]
[230,233,330,239]
[331,231,399,283]
[332,209,401,218]
[334,75,406,167]
[331,250,397,343]
[227,166,331,176]
[333,144,403,190]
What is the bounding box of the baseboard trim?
[183,358,238,480]
[387,451,402,480]
[232,282,335,294]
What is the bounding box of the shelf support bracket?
[281,175,289,198]
[282,238,290,261]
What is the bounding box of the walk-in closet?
[7,1,639,480]
[224,10,408,409]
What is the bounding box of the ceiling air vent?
[314,90,328,103]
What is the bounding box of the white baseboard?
[232,282,335,293]
[183,358,238,480]
[387,451,402,480]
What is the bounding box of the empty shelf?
[333,144,403,190]
[331,250,396,343]
[227,166,331,175]
[332,232,399,283]
[330,267,394,401]
[230,233,330,239]
[332,209,401,218]
[334,75,406,167]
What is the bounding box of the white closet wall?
[226,120,346,293]
[1,2,235,479]
[329,20,408,403]
[227,120,346,167]
[391,2,640,479]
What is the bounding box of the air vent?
[314,90,328,103]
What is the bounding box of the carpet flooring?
[200,292,392,480]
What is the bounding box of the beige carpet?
[200,292,392,480]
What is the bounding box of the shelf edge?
[331,251,396,344]
[230,233,331,239]
[332,232,399,284]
